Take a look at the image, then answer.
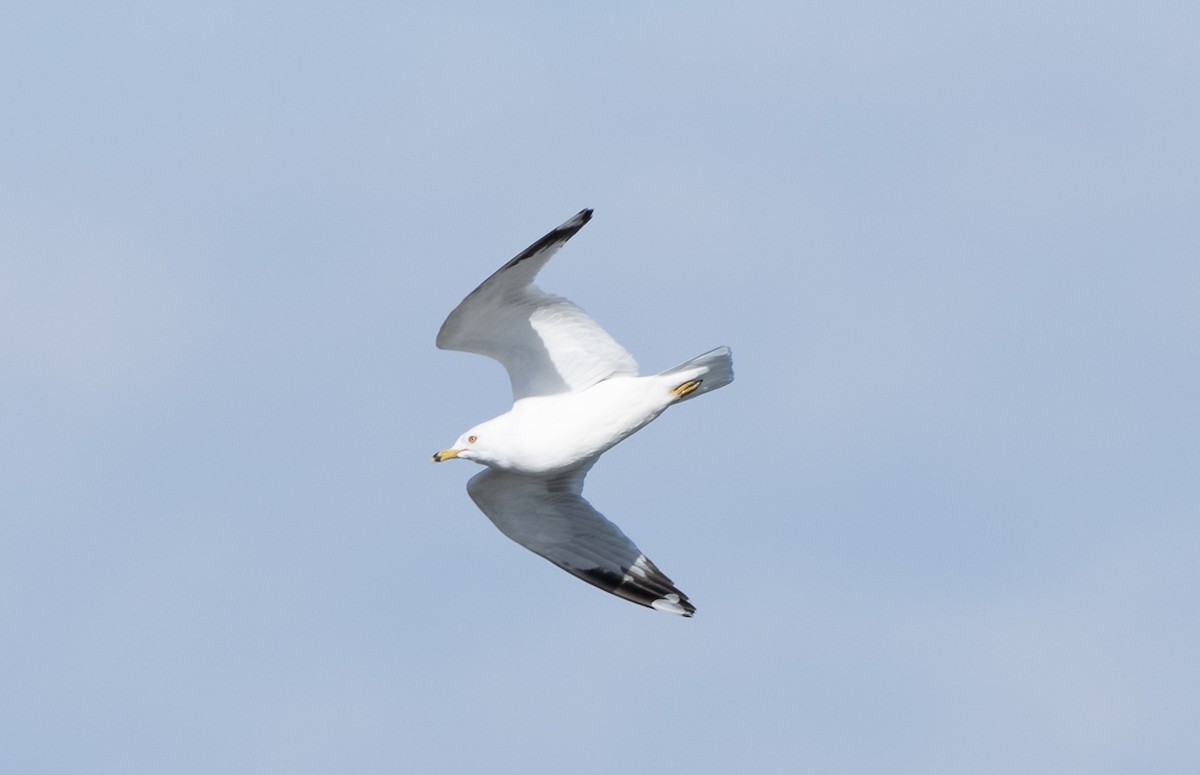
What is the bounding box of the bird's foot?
[671,379,702,399]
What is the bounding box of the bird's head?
[432,417,504,465]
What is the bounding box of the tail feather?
[660,346,734,402]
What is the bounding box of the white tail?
[659,346,734,402]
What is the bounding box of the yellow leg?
[671,379,702,399]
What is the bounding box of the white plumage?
[432,209,733,616]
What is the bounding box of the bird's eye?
[467,435,477,443]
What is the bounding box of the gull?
[432,209,733,616]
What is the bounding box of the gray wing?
[465,464,694,616]
[435,209,639,401]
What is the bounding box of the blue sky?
[3,2,1198,773]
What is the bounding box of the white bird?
[432,209,733,616]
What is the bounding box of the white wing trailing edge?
[436,209,639,401]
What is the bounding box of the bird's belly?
[505,379,669,474]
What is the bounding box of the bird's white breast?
[500,376,675,475]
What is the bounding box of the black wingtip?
[557,208,593,233]
[574,555,695,617]
[504,208,595,269]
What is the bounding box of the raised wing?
[466,465,694,616]
[436,209,639,401]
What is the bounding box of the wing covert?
[436,209,638,400]
[465,466,694,616]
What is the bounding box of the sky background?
[3,2,1199,773]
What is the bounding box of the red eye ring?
[467,435,477,443]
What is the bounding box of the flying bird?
[432,209,733,616]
